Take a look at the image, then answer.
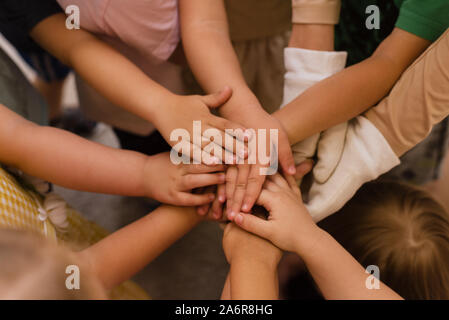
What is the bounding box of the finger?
[172,140,221,165]
[229,165,250,219]
[182,173,226,190]
[242,166,266,212]
[255,189,274,212]
[204,120,248,158]
[234,213,271,240]
[186,163,226,174]
[263,180,281,193]
[278,132,296,176]
[200,133,239,165]
[178,192,215,207]
[211,186,225,220]
[201,86,233,108]
[217,183,226,204]
[225,166,238,215]
[194,187,208,216]
[268,172,290,189]
[284,174,301,198]
[314,122,348,183]
[294,160,314,181]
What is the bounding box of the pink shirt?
[57,0,180,61]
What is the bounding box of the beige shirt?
[225,0,292,41]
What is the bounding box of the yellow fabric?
[0,168,57,241]
[0,167,150,300]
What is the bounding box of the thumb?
[294,160,314,181]
[202,86,233,109]
[314,122,348,183]
[234,213,271,240]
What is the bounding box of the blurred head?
[320,181,449,300]
[0,229,106,300]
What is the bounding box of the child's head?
[0,229,106,300]
[319,181,449,299]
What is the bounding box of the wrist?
[289,24,335,51]
[141,155,156,198]
[219,88,261,119]
[232,251,280,270]
[151,92,182,126]
[292,225,327,257]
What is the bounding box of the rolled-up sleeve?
[292,0,341,24]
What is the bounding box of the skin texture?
[222,222,281,300]
[30,14,247,163]
[233,173,403,300]
[0,105,225,206]
[180,0,295,218]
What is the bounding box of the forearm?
[289,24,335,51]
[296,229,402,300]
[275,29,431,144]
[230,258,279,300]
[180,0,260,117]
[81,206,202,290]
[31,14,176,124]
[1,106,147,196]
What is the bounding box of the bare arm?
[79,206,202,290]
[0,105,147,196]
[179,0,258,115]
[223,223,281,300]
[275,28,431,145]
[295,229,402,300]
[30,13,246,159]
[234,173,403,300]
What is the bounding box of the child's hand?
[143,152,226,206]
[224,107,295,217]
[233,172,322,254]
[155,87,250,165]
[223,222,282,267]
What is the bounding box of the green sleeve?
[395,0,449,42]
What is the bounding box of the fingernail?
[289,166,296,175]
[242,204,249,212]
[235,214,243,224]
[219,195,225,203]
[228,211,235,220]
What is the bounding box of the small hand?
[233,166,322,254]
[143,152,226,206]
[156,87,250,165]
[225,108,295,217]
[222,221,282,267]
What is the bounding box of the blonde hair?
[320,181,449,300]
[0,229,106,300]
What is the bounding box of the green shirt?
[395,0,449,42]
[336,0,449,66]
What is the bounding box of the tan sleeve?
[292,0,341,25]
[364,28,449,157]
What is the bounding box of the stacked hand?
[143,152,226,206]
[155,87,250,165]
